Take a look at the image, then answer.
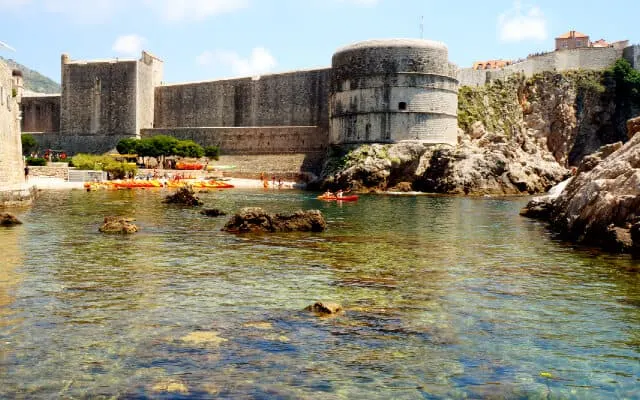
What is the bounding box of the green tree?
[204,145,221,160]
[606,58,640,104]
[21,134,38,156]
[71,154,137,179]
[116,138,139,155]
[174,140,204,158]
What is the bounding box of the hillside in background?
[0,56,60,94]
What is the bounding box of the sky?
[0,0,637,84]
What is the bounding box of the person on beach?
[24,165,29,181]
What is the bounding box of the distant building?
[472,59,512,70]
[591,39,610,48]
[555,31,590,51]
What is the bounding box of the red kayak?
[317,195,359,202]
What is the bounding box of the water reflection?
[0,189,638,398]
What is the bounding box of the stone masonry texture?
[0,59,24,188]
[330,39,459,145]
[18,42,640,157]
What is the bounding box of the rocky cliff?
[320,64,638,195]
[521,131,640,254]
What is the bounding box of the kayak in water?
[317,195,359,202]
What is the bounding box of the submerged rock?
[305,302,343,315]
[163,187,203,206]
[99,216,138,234]
[181,331,228,346]
[151,379,189,395]
[201,208,226,217]
[0,213,22,227]
[222,207,326,233]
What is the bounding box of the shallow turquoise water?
[0,189,638,399]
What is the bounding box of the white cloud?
[498,1,547,42]
[197,47,277,77]
[144,0,249,22]
[112,35,146,56]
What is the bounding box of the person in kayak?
[322,190,334,198]
[336,190,344,198]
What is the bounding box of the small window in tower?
[399,102,407,111]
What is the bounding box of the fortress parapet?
[329,39,459,145]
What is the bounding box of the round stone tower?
[330,39,458,145]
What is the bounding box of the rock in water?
[201,208,226,217]
[99,216,138,234]
[222,207,326,233]
[163,187,203,206]
[0,213,22,227]
[305,302,343,315]
[525,135,640,253]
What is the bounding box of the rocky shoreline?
[521,133,640,255]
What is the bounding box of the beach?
[25,176,301,190]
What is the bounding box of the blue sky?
[0,0,637,85]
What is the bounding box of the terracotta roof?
[556,31,589,39]
[591,39,609,47]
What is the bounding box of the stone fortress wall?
[27,51,162,154]
[458,45,640,87]
[142,68,332,154]
[0,59,24,186]
[0,58,36,206]
[330,39,458,145]
[20,41,640,157]
[21,94,60,133]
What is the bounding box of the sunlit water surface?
[1,189,638,399]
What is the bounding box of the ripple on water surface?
[0,189,638,398]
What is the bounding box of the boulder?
[631,223,640,256]
[163,187,203,206]
[222,207,326,233]
[305,302,343,315]
[520,197,555,220]
[99,216,138,234]
[627,116,640,139]
[201,208,226,217]
[0,213,22,227]
[525,133,640,253]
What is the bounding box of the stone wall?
[154,68,331,129]
[0,59,24,188]
[136,51,163,133]
[28,165,69,179]
[21,94,61,132]
[458,46,623,87]
[623,45,640,70]
[456,68,488,87]
[141,126,328,155]
[330,39,458,145]
[60,55,139,153]
[26,132,135,155]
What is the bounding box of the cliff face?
[521,133,640,254]
[321,67,637,195]
[460,71,629,167]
